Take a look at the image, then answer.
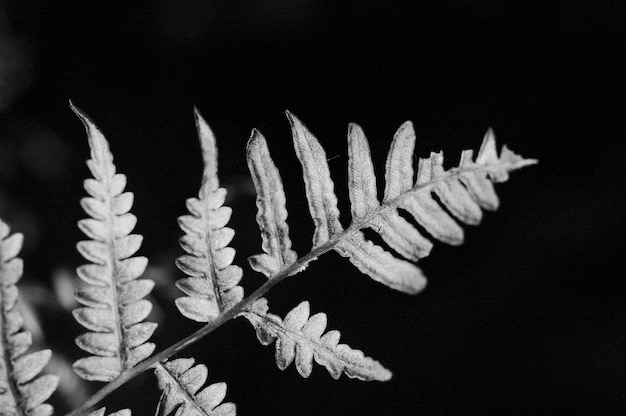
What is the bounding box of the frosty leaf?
[287,111,343,247]
[246,129,298,277]
[243,298,392,381]
[174,109,244,323]
[0,219,59,416]
[71,103,156,382]
[155,358,236,416]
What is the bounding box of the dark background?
[1,1,625,415]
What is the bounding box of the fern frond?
[377,121,434,260]
[339,123,428,293]
[246,129,298,277]
[87,408,131,416]
[242,298,392,381]
[71,103,157,381]
[0,219,59,416]
[287,111,343,247]
[174,109,244,323]
[285,113,535,294]
[155,358,236,416]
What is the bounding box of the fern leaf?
[278,114,534,293]
[155,358,236,416]
[287,111,343,247]
[243,298,392,381]
[378,121,434,260]
[347,123,379,219]
[339,121,535,294]
[174,109,244,323]
[383,121,416,201]
[71,103,157,381]
[341,123,428,293]
[87,408,131,416]
[246,129,298,277]
[0,219,59,416]
[398,155,465,245]
[335,231,427,294]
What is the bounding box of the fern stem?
[64,240,333,416]
[65,159,530,416]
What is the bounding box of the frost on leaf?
[246,129,297,277]
[71,103,157,382]
[242,298,392,381]
[0,219,59,416]
[155,358,236,416]
[174,109,244,323]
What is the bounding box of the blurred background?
[1,1,625,415]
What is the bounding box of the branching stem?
[65,235,336,416]
[65,160,528,416]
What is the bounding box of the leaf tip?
[69,100,93,128]
[347,122,364,139]
[378,367,393,382]
[194,108,215,145]
[246,128,264,150]
[193,108,218,183]
[476,127,498,164]
[400,119,414,130]
[401,271,428,295]
[285,110,303,130]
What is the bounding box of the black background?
[1,1,625,415]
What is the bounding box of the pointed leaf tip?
[476,127,498,165]
[246,128,263,149]
[193,109,218,187]
[285,110,303,129]
[194,111,215,141]
[71,104,115,180]
[69,101,94,128]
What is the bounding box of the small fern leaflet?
[71,103,157,381]
[0,219,58,416]
[246,129,298,277]
[287,111,343,247]
[243,298,392,381]
[174,109,244,323]
[286,114,536,294]
[155,358,236,416]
